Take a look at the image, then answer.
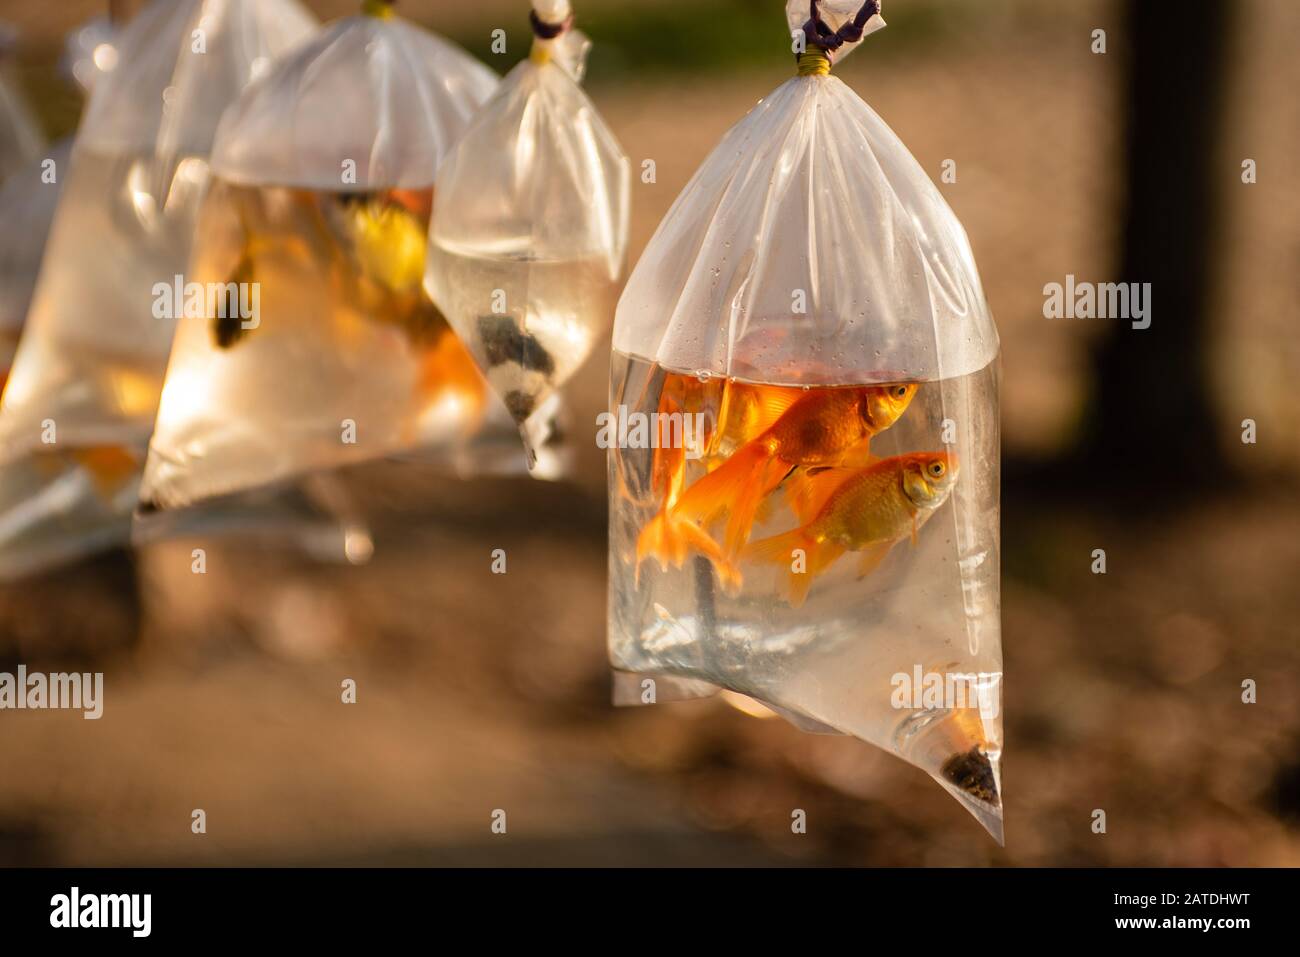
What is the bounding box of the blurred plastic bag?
[425,0,630,465]
[140,1,554,511]
[607,1,1005,840]
[0,139,69,396]
[0,21,49,386]
[2,18,118,394]
[0,0,318,579]
[140,1,564,515]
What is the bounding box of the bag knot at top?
[797,0,882,74]
[529,0,577,67]
[530,9,573,40]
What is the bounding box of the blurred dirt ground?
[0,0,1297,866]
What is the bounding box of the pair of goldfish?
[635,379,959,606]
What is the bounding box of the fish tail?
[785,466,856,525]
[650,394,686,502]
[722,453,789,558]
[855,541,894,579]
[635,509,739,589]
[675,519,743,593]
[671,439,771,529]
[745,528,844,608]
[636,510,686,573]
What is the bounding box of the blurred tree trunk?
[1073,0,1235,493]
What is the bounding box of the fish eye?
[929,462,945,476]
[894,385,908,398]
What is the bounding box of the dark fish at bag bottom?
[476,314,557,378]
[942,745,1000,806]
[475,314,559,422]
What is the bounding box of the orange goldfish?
[417,327,490,432]
[58,446,141,499]
[637,383,918,572]
[745,451,958,607]
[633,380,740,589]
[709,379,807,464]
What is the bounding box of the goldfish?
[417,327,490,431]
[943,745,1000,807]
[31,447,141,501]
[632,377,740,588]
[636,382,917,576]
[390,187,433,223]
[71,446,142,498]
[745,451,958,607]
[709,379,807,464]
[341,195,429,297]
[334,193,484,362]
[211,241,258,349]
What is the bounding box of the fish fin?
[789,539,846,607]
[837,436,881,470]
[635,510,739,591]
[722,455,790,558]
[745,529,843,608]
[785,466,856,525]
[745,527,808,567]
[636,510,687,573]
[650,395,686,502]
[746,384,805,433]
[716,382,803,449]
[855,542,894,579]
[674,520,742,593]
[672,439,770,528]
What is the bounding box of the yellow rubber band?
[361,0,393,19]
[797,49,832,77]
[530,41,552,66]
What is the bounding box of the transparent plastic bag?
[140,2,564,514]
[0,139,69,392]
[0,0,318,579]
[425,0,630,465]
[0,22,50,386]
[2,18,115,395]
[607,1,1005,840]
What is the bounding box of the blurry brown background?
[0,0,1296,866]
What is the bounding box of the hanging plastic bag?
[0,142,68,396]
[0,23,48,389]
[139,0,561,515]
[607,0,1004,841]
[1,16,119,398]
[425,0,630,465]
[0,0,318,579]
